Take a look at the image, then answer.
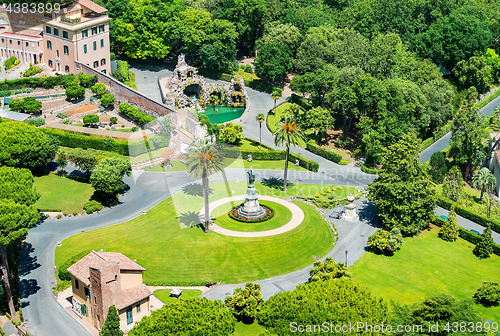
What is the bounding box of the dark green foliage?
[83,200,103,214]
[83,114,99,125]
[26,118,45,127]
[453,56,492,94]
[100,305,123,336]
[367,228,403,253]
[439,206,459,242]
[90,156,132,196]
[224,283,262,321]
[9,97,42,114]
[58,250,92,281]
[109,117,118,124]
[254,41,291,81]
[473,282,500,307]
[65,85,85,100]
[118,102,155,125]
[78,73,98,88]
[68,148,101,178]
[100,94,115,107]
[367,133,436,236]
[128,298,236,336]
[4,56,18,70]
[258,278,387,335]
[8,98,23,111]
[56,151,68,170]
[308,257,348,282]
[0,166,39,206]
[217,122,243,144]
[111,61,130,83]
[442,166,465,202]
[429,151,447,183]
[389,294,484,335]
[0,74,81,91]
[473,225,494,259]
[0,122,58,167]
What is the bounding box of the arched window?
[65,65,69,72]
[93,61,98,68]
[100,58,105,65]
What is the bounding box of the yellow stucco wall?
[71,275,93,326]
[118,297,150,331]
[120,271,143,290]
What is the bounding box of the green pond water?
[201,105,245,124]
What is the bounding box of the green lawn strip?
[224,158,308,171]
[130,147,168,164]
[349,228,500,322]
[233,321,265,335]
[238,139,267,151]
[212,200,293,232]
[153,289,202,304]
[55,182,335,284]
[144,160,189,172]
[59,146,125,160]
[33,170,97,213]
[266,103,307,148]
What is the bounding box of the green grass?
[350,228,500,323]
[143,160,189,172]
[33,170,97,213]
[59,146,125,160]
[153,289,202,304]
[224,158,308,171]
[233,321,265,335]
[55,182,335,284]
[212,200,293,232]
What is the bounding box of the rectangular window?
[91,26,97,35]
[136,304,140,313]
[25,42,28,47]
[98,24,104,33]
[64,45,69,55]
[63,30,68,39]
[84,287,90,299]
[82,29,88,38]
[94,296,97,306]
[93,41,96,50]
[46,26,51,34]
[81,304,88,317]
[17,41,20,45]
[83,44,87,53]
[9,40,11,44]
[53,27,59,36]
[100,39,104,48]
[75,279,79,290]
[126,307,132,324]
[47,40,52,49]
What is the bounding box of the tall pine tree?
[473,225,494,259]
[100,305,123,336]
[439,206,459,241]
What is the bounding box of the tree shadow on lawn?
[177,211,205,232]
[261,177,294,191]
[182,183,213,197]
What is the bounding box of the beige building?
[67,251,152,332]
[42,0,111,74]
[0,22,44,63]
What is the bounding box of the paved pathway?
[420,90,500,162]
[199,195,304,237]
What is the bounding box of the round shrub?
[100,93,115,107]
[474,282,500,307]
[83,200,102,214]
[339,160,348,165]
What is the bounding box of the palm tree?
[186,138,225,233]
[255,113,265,150]
[271,89,282,110]
[471,167,497,202]
[273,114,306,192]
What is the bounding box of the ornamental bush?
[118,102,155,125]
[306,141,342,163]
[367,228,403,254]
[8,98,23,111]
[225,283,262,322]
[83,114,99,125]
[23,65,42,77]
[65,85,85,100]
[439,205,459,241]
[473,282,500,307]
[128,298,236,336]
[4,56,18,70]
[308,257,348,282]
[83,200,103,214]
[100,93,115,107]
[91,83,107,96]
[78,73,97,88]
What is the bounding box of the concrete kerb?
[198,195,305,237]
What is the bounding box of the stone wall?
[74,61,176,119]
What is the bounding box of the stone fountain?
[343,194,359,222]
[237,169,266,219]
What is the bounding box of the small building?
[67,251,151,332]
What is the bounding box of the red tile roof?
[67,251,145,286]
[77,0,107,13]
[115,284,151,310]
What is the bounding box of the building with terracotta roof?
[67,251,152,332]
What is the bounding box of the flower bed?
[228,204,274,222]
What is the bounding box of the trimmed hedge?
[361,164,384,174]
[37,208,62,212]
[306,141,342,163]
[144,280,217,287]
[436,195,500,234]
[289,152,319,172]
[290,93,312,111]
[0,74,79,91]
[432,215,500,256]
[244,137,273,150]
[118,102,156,125]
[421,122,454,151]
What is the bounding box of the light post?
[345,250,348,267]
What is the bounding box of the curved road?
[17,65,500,335]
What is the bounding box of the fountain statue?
[343,194,359,222]
[237,170,265,219]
